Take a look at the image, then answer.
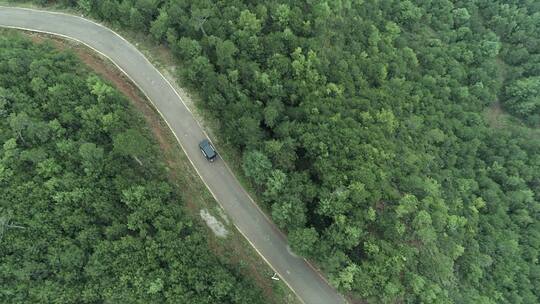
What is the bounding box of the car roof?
[199,139,216,157]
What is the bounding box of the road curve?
[0,6,347,304]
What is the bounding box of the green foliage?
[288,227,318,257]
[504,77,540,117]
[113,128,151,165]
[149,10,169,41]
[0,34,265,304]
[242,150,272,186]
[27,0,540,302]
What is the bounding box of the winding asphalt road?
[0,6,347,304]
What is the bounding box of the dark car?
[199,139,217,162]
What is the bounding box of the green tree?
[79,142,104,175]
[149,10,169,41]
[504,77,540,117]
[242,150,272,186]
[113,129,150,166]
[129,7,146,31]
[288,227,318,257]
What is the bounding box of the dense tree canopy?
[0,34,265,303]
[15,0,540,303]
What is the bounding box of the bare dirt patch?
[200,209,228,238]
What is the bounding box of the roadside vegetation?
[0,33,271,303]
[5,1,540,303]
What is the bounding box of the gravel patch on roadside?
[200,209,228,238]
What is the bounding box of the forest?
[8,0,540,303]
[0,34,267,303]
